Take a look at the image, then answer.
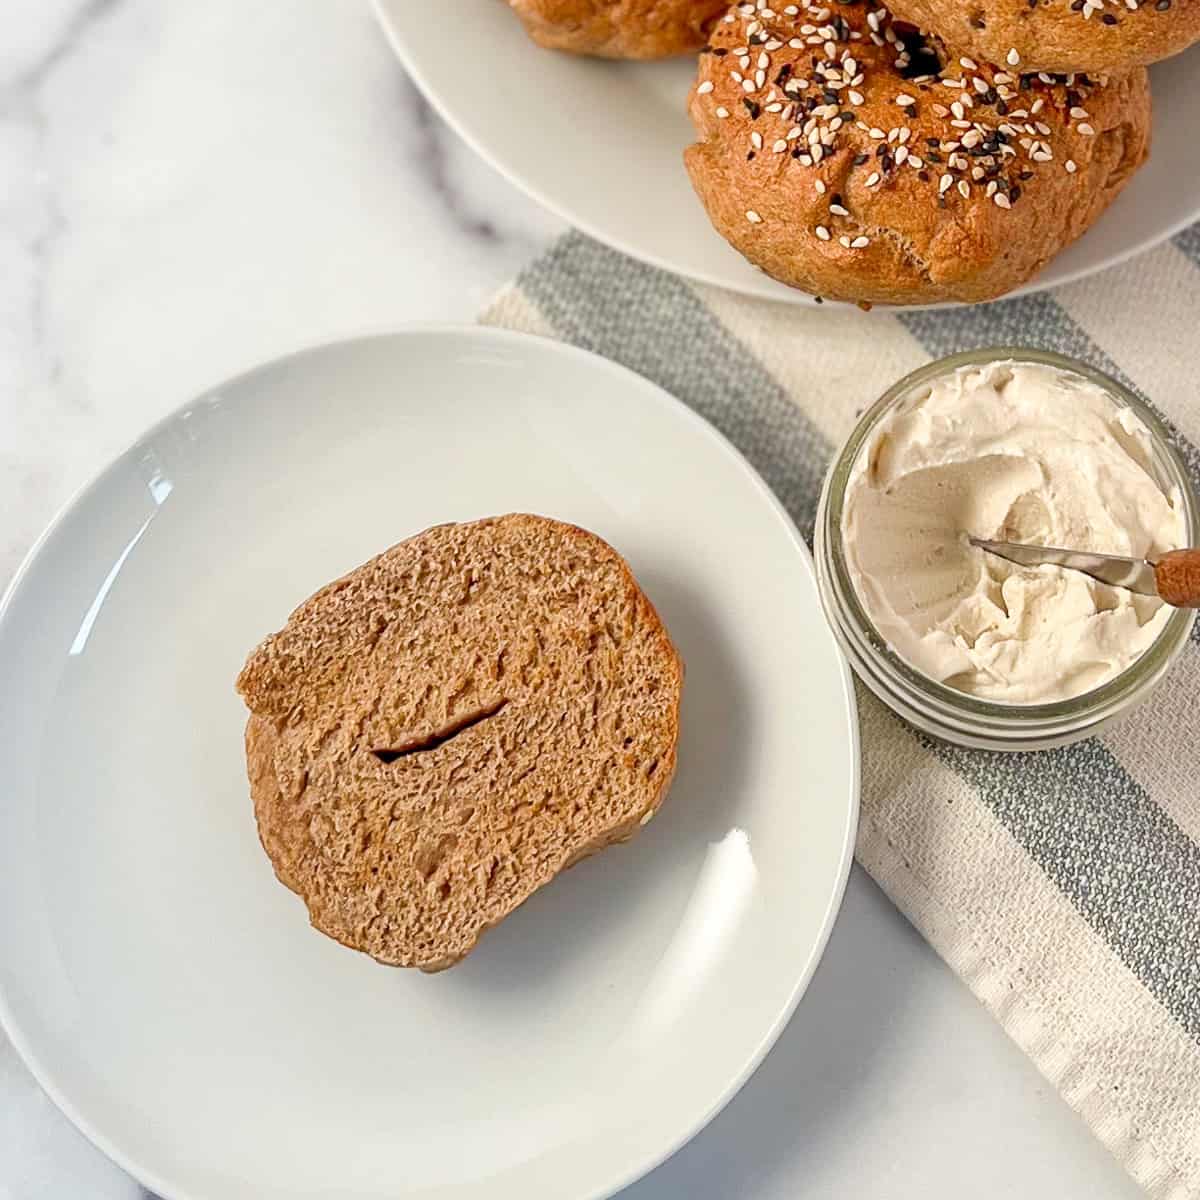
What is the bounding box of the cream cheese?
[842,360,1185,704]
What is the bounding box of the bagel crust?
[685,0,1151,305]
[509,0,727,58]
[886,0,1200,75]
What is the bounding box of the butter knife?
[971,538,1200,608]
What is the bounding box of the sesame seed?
[746,209,763,223]
[716,107,730,118]
[640,809,655,826]
[712,2,1082,239]
[851,235,869,248]
[1065,159,1078,173]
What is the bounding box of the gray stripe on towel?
[940,739,1200,1039]
[1175,222,1200,267]
[521,233,1200,1041]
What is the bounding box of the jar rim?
[816,346,1198,745]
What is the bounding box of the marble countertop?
[0,3,1146,1198]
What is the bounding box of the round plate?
[0,328,858,1200]
[374,0,1200,308]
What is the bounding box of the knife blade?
[970,537,1159,596]
[971,539,1200,608]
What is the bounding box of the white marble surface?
[0,3,1145,1198]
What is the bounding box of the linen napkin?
[481,227,1200,1200]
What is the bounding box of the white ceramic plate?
[374,0,1200,307]
[0,328,858,1200]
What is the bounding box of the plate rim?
[0,323,861,1200]
[372,0,1199,311]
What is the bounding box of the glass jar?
[814,347,1198,751]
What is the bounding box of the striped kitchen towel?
[481,229,1200,1200]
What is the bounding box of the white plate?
[374,0,1200,307]
[0,328,858,1200]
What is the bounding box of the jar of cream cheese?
[815,348,1198,751]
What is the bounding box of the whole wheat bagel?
[237,515,683,971]
[684,0,1151,305]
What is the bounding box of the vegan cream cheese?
[841,360,1186,704]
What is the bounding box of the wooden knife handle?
[1154,549,1200,608]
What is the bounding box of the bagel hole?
[892,24,944,78]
